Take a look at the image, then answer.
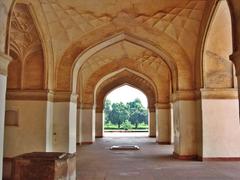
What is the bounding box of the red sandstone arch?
[195,0,238,89]
[79,59,171,106]
[226,0,239,52]
[95,70,157,111]
[57,32,193,93]
[6,1,54,90]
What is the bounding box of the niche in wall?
[5,110,19,127]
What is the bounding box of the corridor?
[77,134,240,180]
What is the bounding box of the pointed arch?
[6,1,54,90]
[94,68,158,110]
[71,33,180,94]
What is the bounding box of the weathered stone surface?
[12,152,76,180]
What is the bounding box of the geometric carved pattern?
[8,3,45,90]
[0,0,12,51]
[80,41,169,87]
[78,39,172,104]
[39,0,206,61]
[10,4,42,60]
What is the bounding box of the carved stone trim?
[47,91,72,102]
[7,90,48,101]
[172,90,198,102]
[0,52,12,75]
[148,106,156,112]
[95,107,103,113]
[155,103,171,109]
[200,88,238,99]
[80,103,94,109]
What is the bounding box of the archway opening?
[103,85,149,137]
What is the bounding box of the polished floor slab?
[77,133,240,180]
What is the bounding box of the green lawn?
[104,122,149,131]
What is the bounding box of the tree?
[109,102,129,128]
[104,99,112,123]
[127,98,148,129]
[121,120,132,130]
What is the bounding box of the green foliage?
[108,102,129,128]
[104,99,111,122]
[127,98,148,129]
[104,98,148,130]
[121,120,132,130]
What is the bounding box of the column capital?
[80,103,94,110]
[95,106,103,113]
[7,90,48,101]
[148,106,156,112]
[200,88,238,99]
[47,91,72,102]
[70,93,78,103]
[171,90,198,102]
[230,51,240,76]
[155,103,171,109]
[0,52,12,75]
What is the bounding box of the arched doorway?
[102,85,149,137]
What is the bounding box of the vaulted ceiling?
[2,0,239,98]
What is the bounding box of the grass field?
[104,122,148,131]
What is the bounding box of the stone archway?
[94,69,157,138]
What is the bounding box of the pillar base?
[157,141,171,145]
[173,152,198,160]
[149,135,156,138]
[81,142,93,145]
[96,136,103,138]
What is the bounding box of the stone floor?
[77,133,240,180]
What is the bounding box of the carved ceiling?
[7,3,45,90]
[9,0,236,93]
[9,3,42,61]
[80,41,168,85]
[0,0,12,52]
[37,0,207,63]
[78,41,171,96]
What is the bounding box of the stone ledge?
[172,90,198,102]
[200,88,238,99]
[7,90,48,101]
[155,103,171,109]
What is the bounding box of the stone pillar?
[76,107,81,144]
[95,107,103,138]
[0,53,11,179]
[80,104,95,144]
[170,103,174,144]
[148,107,156,137]
[50,92,77,153]
[199,89,240,160]
[46,92,54,152]
[172,91,198,159]
[156,103,171,144]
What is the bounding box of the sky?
[105,85,148,108]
